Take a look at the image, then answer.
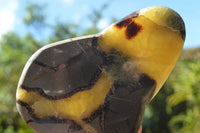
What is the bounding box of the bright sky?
[0,0,200,48]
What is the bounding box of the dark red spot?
[126,21,142,39]
[115,11,139,28]
[115,18,132,28]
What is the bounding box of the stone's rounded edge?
[139,6,186,40]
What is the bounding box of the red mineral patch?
[125,21,142,39]
[115,18,132,28]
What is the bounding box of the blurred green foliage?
[0,2,199,133]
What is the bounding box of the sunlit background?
[0,0,200,133]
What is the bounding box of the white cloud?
[97,18,110,30]
[0,12,15,37]
[0,0,18,38]
[61,0,74,5]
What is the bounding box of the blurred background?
[0,0,200,132]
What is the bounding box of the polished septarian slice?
[16,6,185,133]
